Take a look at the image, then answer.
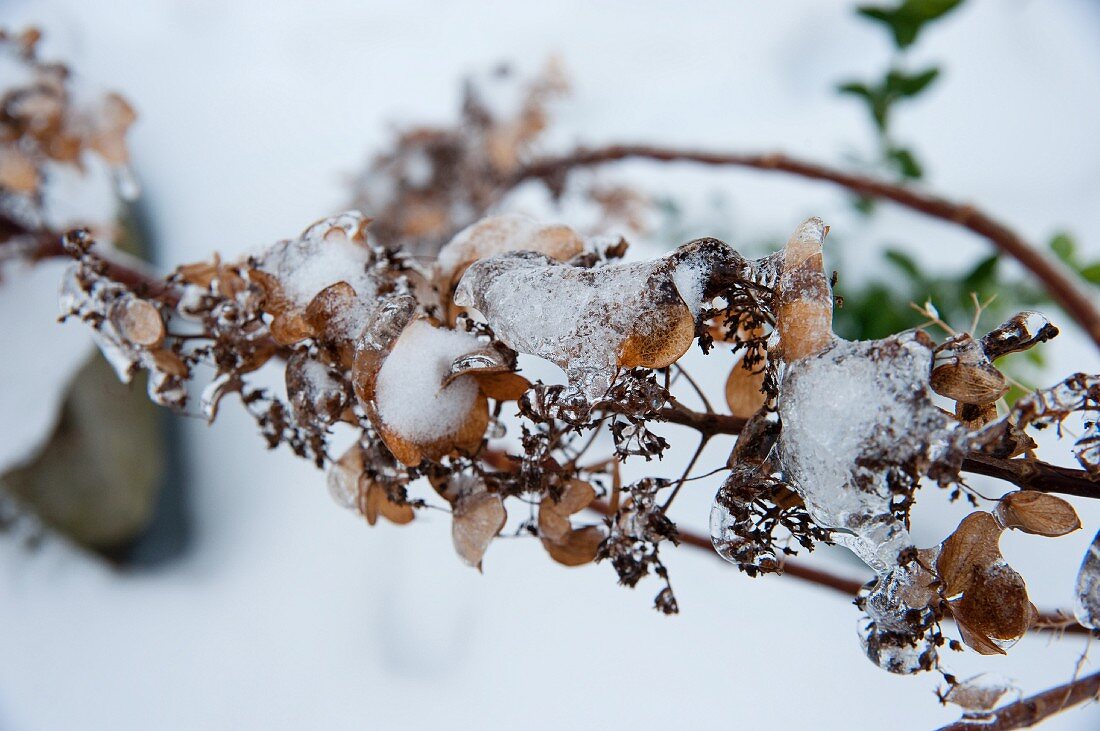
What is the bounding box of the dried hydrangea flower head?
[348,61,569,257]
[1,27,135,257]
[57,204,1099,687]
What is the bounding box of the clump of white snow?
[255,212,377,308]
[375,320,483,442]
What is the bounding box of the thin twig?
[516,146,1100,349]
[586,498,1091,636]
[936,669,1100,731]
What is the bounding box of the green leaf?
[838,81,873,99]
[885,67,941,98]
[851,195,878,216]
[1079,262,1100,285]
[857,0,966,49]
[886,146,924,179]
[1049,232,1075,263]
[961,254,999,293]
[884,248,924,282]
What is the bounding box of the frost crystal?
[777,332,963,573]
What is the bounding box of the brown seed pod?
[930,333,1008,405]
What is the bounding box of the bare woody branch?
[516,146,1100,350]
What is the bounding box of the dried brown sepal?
[361,482,415,526]
[775,217,833,363]
[328,444,413,526]
[618,300,696,370]
[724,354,767,419]
[955,401,997,430]
[936,511,1032,655]
[452,486,507,569]
[931,333,1008,406]
[436,213,584,296]
[149,348,188,378]
[472,372,531,401]
[0,147,38,192]
[354,310,492,466]
[376,392,490,467]
[285,351,349,427]
[304,281,361,366]
[175,254,248,298]
[980,311,1059,361]
[941,676,1013,713]
[538,478,601,563]
[994,491,1081,537]
[109,296,165,348]
[249,268,312,345]
[442,347,530,401]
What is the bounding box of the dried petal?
[724,357,767,419]
[452,488,506,568]
[931,334,1007,405]
[937,512,1032,654]
[363,483,415,526]
[109,297,164,348]
[775,217,833,362]
[994,491,1081,537]
[436,213,584,293]
[538,480,602,567]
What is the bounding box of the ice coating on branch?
[375,319,484,442]
[1074,529,1100,630]
[453,239,740,403]
[777,332,963,573]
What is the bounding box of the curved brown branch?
[587,499,1090,636]
[936,670,1100,731]
[516,146,1100,350]
[963,454,1100,500]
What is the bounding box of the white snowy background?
[2,0,1100,729]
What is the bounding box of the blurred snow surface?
[1,1,1099,729]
